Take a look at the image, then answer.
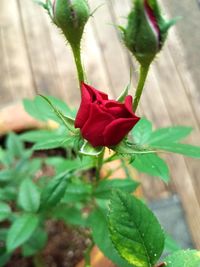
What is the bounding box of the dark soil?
[5,221,89,267]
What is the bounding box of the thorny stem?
[133,64,150,112]
[72,44,85,85]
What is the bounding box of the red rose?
[75,83,140,147]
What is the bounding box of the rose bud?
[53,0,90,47]
[75,83,140,147]
[123,0,177,66]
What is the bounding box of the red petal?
[81,82,108,102]
[104,117,140,146]
[81,104,114,147]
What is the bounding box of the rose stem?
[84,240,94,267]
[133,64,150,112]
[71,44,85,85]
[96,148,105,181]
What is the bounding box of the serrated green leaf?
[79,140,104,156]
[0,202,11,222]
[149,126,192,145]
[152,143,200,158]
[132,153,169,182]
[40,171,70,209]
[109,191,165,267]
[94,179,139,199]
[165,250,200,267]
[6,214,39,252]
[89,207,132,267]
[131,118,152,145]
[18,179,40,212]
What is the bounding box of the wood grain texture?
[0,0,35,108]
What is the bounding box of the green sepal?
[39,95,79,134]
[117,84,130,103]
[79,140,104,156]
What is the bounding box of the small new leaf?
[108,191,165,267]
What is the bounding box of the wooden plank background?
[0,0,200,248]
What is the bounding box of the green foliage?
[23,95,73,123]
[0,202,11,222]
[108,191,165,267]
[17,178,40,212]
[164,250,200,267]
[89,206,132,267]
[6,214,39,252]
[22,227,48,257]
[131,118,200,159]
[40,171,71,209]
[94,178,139,199]
[132,153,169,182]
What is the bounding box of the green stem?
[133,64,150,112]
[84,242,94,267]
[96,148,105,181]
[72,45,85,85]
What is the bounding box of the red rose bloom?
[75,83,140,147]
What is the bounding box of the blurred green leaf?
[6,214,39,252]
[40,171,71,209]
[22,227,48,257]
[165,250,200,267]
[132,153,169,182]
[149,126,192,145]
[152,143,200,158]
[89,207,132,267]
[18,179,40,212]
[0,202,11,222]
[6,133,24,159]
[94,179,139,199]
[131,118,152,145]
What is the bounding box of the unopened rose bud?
[53,0,90,47]
[123,0,177,66]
